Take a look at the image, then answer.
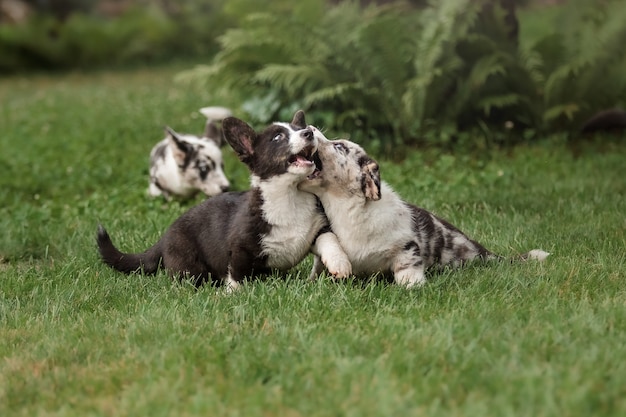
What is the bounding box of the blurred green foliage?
[3,0,625,148]
[0,0,232,72]
[177,0,626,149]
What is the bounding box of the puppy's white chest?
[329,194,414,275]
[263,220,319,269]
[259,190,323,270]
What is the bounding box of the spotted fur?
[148,107,233,200]
[98,112,350,289]
[299,129,549,288]
[148,127,230,200]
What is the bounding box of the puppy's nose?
[221,185,230,192]
[301,128,313,141]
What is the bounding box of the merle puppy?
[98,111,350,289]
[148,126,230,200]
[300,128,549,288]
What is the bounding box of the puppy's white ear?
[291,110,306,130]
[222,117,256,162]
[361,158,381,201]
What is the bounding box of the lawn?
[1,66,625,417]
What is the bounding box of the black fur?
[98,191,251,286]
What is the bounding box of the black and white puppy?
[98,111,350,289]
[300,129,549,287]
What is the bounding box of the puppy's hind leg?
[394,265,427,288]
[393,242,427,288]
[308,255,325,281]
[224,269,242,293]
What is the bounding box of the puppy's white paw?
[324,254,352,279]
[329,261,352,279]
[224,274,241,293]
[313,232,352,279]
[395,268,426,288]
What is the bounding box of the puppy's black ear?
[291,110,306,130]
[222,117,256,162]
[360,157,381,201]
[165,126,192,154]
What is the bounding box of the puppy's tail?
[199,106,232,121]
[96,225,162,275]
[199,106,232,145]
[515,249,550,262]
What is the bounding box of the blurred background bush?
[0,0,233,71]
[2,0,625,148]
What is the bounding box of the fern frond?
[304,82,362,107]
[518,46,545,86]
[407,0,481,122]
[467,54,506,89]
[253,64,325,95]
[477,93,523,116]
[543,103,580,122]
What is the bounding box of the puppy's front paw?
[325,256,352,279]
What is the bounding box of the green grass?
[1,66,625,417]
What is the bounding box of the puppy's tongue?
[291,155,313,167]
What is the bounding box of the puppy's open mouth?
[307,151,323,180]
[289,144,316,169]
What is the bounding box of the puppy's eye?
[273,133,285,141]
[333,143,347,152]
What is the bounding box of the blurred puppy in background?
[148,107,231,200]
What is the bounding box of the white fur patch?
[526,249,550,261]
[394,266,427,288]
[320,183,415,276]
[254,175,327,270]
[225,271,241,293]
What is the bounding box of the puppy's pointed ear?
[165,127,192,166]
[291,110,306,129]
[165,126,191,153]
[361,157,381,201]
[222,117,256,162]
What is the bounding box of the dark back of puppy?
[97,191,254,286]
